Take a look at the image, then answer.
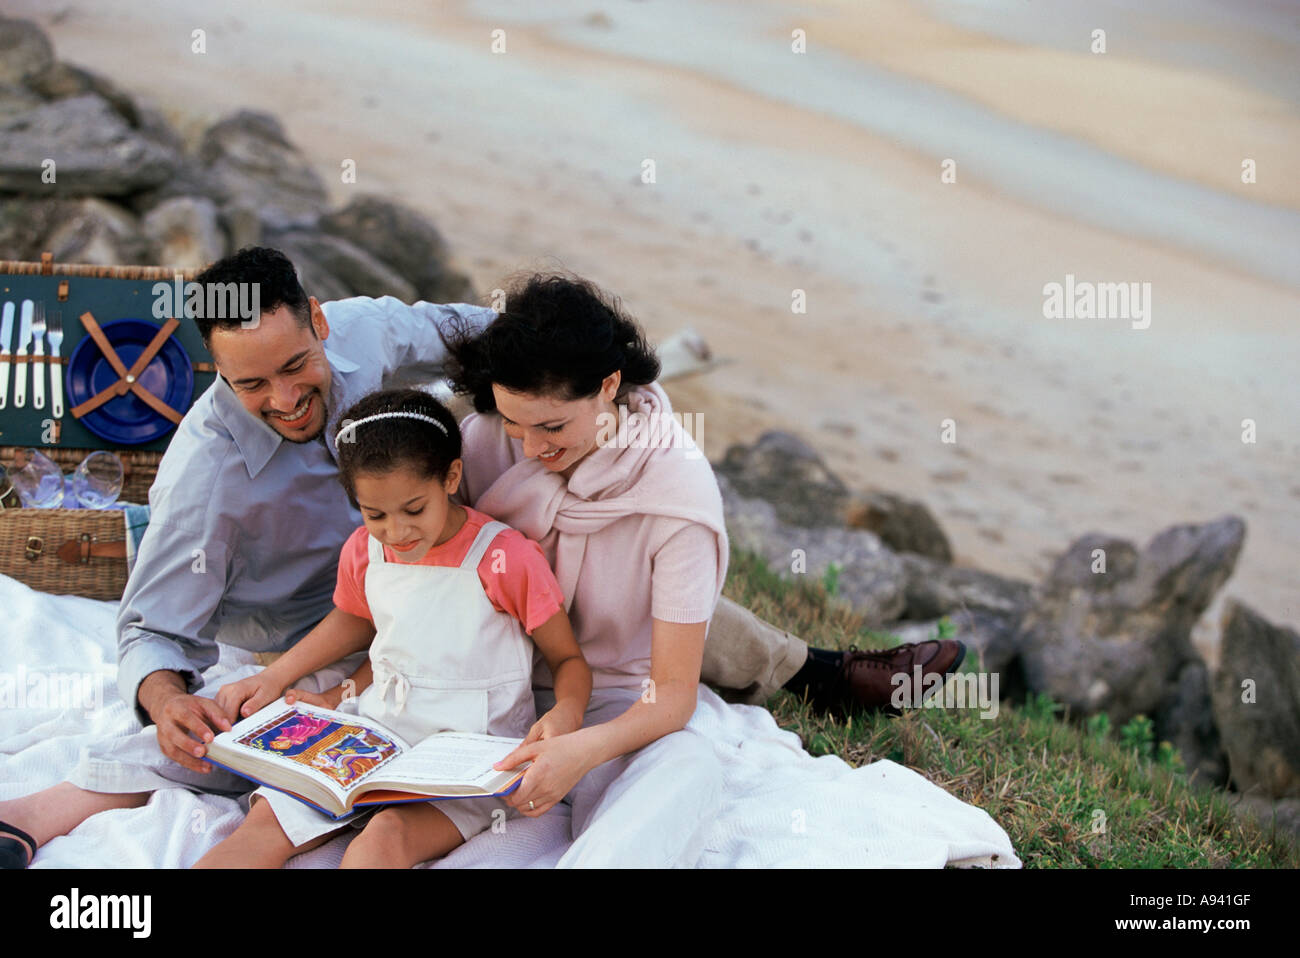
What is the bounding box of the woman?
[444,271,727,866]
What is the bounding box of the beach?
[10,0,1298,651]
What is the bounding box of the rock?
[269,230,416,302]
[24,61,141,126]
[1212,600,1300,798]
[716,431,850,528]
[220,204,262,251]
[0,18,54,87]
[1229,795,1300,847]
[655,326,720,381]
[0,83,42,123]
[40,197,149,265]
[319,195,472,302]
[197,110,329,230]
[0,196,70,259]
[265,232,354,304]
[717,473,907,624]
[846,490,953,562]
[126,156,221,217]
[1157,659,1228,789]
[0,94,180,195]
[1016,516,1245,729]
[142,196,224,270]
[895,552,1032,679]
[715,432,955,560]
[898,552,1033,621]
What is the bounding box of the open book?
[204,701,529,819]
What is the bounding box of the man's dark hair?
[334,388,462,510]
[443,271,661,413]
[191,246,311,343]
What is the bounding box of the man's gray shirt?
[115,296,493,724]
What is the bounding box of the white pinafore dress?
[254,519,539,846]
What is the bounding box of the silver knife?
[0,302,13,411]
[13,300,33,408]
[32,302,46,411]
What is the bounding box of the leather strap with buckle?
[54,533,127,565]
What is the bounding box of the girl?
[193,388,591,868]
[442,272,730,866]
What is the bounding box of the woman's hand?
[213,670,289,720]
[494,727,598,818]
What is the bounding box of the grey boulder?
[1212,600,1300,799]
[0,94,180,195]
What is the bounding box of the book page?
[219,703,409,800]
[380,732,526,789]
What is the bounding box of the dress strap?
[459,520,508,572]
[367,533,386,565]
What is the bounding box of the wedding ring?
[528,800,535,811]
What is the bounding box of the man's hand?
[214,670,291,720]
[139,671,235,775]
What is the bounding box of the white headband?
[336,411,448,444]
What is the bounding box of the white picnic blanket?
[0,573,1021,868]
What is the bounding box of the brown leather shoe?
[816,639,967,715]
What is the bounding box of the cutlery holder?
[1,255,211,599]
[0,256,215,449]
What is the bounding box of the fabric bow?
[371,656,410,717]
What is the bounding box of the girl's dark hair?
[444,272,661,413]
[334,388,462,508]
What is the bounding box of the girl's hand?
[495,728,596,818]
[284,686,341,710]
[214,670,289,720]
[522,699,585,745]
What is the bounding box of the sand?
[9,0,1297,655]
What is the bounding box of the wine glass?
[71,451,124,509]
[0,465,13,510]
[10,448,66,508]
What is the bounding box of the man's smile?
[268,392,316,427]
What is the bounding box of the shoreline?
[5,0,1296,638]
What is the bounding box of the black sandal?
[0,820,36,869]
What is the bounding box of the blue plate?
[66,319,194,445]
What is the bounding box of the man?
[0,247,962,868]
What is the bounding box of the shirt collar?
[213,344,361,479]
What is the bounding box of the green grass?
[721,546,1300,868]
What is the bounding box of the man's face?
[208,298,333,442]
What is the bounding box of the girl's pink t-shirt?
[332,505,565,635]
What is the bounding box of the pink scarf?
[475,383,728,612]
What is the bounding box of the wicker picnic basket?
[0,255,213,599]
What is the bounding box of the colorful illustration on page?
[310,730,399,787]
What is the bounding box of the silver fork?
[31,302,46,410]
[48,310,64,419]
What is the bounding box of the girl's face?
[492,372,620,477]
[353,461,465,564]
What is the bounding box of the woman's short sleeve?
[650,522,722,624]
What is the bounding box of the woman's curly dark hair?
[333,388,462,509]
[444,272,661,413]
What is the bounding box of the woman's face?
[493,373,620,476]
